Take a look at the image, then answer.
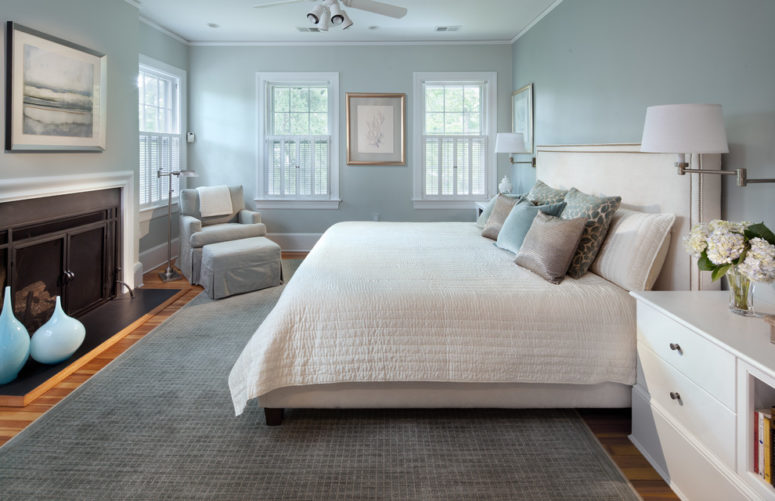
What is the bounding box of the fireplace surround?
[0,171,136,331]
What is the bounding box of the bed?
[228,144,721,424]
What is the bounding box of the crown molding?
[189,39,512,47]
[139,15,190,44]
[510,0,563,44]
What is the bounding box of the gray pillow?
[495,200,567,254]
[515,212,587,284]
[481,195,520,240]
[476,193,522,228]
[526,180,568,205]
[560,188,622,278]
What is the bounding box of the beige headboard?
[535,144,721,291]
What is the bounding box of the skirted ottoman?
[200,236,282,299]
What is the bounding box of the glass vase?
[727,267,755,317]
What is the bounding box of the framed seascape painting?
[512,83,533,154]
[5,22,107,152]
[346,93,405,165]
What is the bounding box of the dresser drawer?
[631,389,754,501]
[637,342,736,468]
[636,301,735,409]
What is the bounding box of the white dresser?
[630,291,775,500]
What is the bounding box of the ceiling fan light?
[318,7,331,30]
[307,3,326,24]
[327,0,344,24]
[340,11,353,29]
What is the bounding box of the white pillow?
[590,209,675,291]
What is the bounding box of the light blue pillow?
[476,193,523,228]
[495,200,567,254]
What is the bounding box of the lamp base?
[159,267,183,282]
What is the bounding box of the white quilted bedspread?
[228,222,636,415]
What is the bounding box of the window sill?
[139,201,178,223]
[412,199,486,210]
[254,199,341,210]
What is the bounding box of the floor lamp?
[157,168,198,282]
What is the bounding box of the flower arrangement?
[684,220,775,315]
[684,220,775,282]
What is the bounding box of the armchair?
[178,185,267,284]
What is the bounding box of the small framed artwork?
[346,92,405,165]
[512,83,533,154]
[5,22,107,152]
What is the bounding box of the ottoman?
[200,237,282,299]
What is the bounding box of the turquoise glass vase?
[0,286,30,384]
[30,296,85,365]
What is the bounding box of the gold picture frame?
[346,92,406,165]
[512,83,533,154]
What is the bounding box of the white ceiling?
[130,0,561,44]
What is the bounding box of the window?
[138,56,186,209]
[413,72,497,208]
[257,72,340,209]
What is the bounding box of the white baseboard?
[266,233,321,252]
[140,238,180,275]
[133,261,144,289]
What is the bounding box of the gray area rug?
[0,259,638,500]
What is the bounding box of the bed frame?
[260,144,722,425]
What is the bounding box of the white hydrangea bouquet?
[684,220,775,315]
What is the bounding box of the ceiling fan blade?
[342,0,407,19]
[253,0,308,8]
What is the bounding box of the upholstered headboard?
[535,144,721,291]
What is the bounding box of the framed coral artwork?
[346,92,405,165]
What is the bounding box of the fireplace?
[0,188,122,332]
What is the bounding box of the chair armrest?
[239,209,262,225]
[180,215,203,243]
[189,223,267,248]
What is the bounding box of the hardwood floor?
[0,259,676,499]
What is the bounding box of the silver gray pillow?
[481,195,520,240]
[515,212,587,284]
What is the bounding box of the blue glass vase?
[30,296,85,365]
[0,286,30,384]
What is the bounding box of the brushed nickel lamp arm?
[642,104,774,188]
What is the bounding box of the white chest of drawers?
[630,291,775,501]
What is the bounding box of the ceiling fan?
[254,0,407,31]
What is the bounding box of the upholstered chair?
[178,185,266,284]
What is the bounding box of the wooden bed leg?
[264,408,284,426]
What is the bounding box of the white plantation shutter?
[261,79,333,200]
[421,81,488,199]
[138,63,183,208]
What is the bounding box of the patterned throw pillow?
[560,188,622,278]
[526,180,568,205]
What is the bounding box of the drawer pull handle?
[669,343,682,353]
[669,392,681,401]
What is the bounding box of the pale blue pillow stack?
[495,199,567,254]
[475,193,523,228]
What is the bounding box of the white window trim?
[255,72,340,210]
[138,54,187,214]
[412,72,497,209]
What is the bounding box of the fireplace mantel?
[0,171,137,288]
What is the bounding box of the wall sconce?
[495,132,535,168]
[641,104,775,186]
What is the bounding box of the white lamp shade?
[495,132,529,154]
[641,104,729,154]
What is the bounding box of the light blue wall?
[138,22,190,253]
[188,44,513,233]
[512,0,775,230]
[0,0,141,264]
